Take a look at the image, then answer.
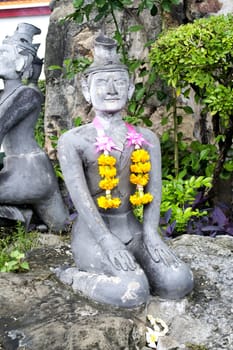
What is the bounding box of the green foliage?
[150,14,233,95]
[35,80,46,148]
[0,222,38,272]
[150,14,233,190]
[150,14,233,125]
[49,57,92,80]
[161,132,219,178]
[0,250,29,272]
[161,174,212,233]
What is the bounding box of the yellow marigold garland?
[97,153,121,210]
[129,148,153,207]
[94,118,153,210]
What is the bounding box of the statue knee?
[147,259,194,299]
[93,264,150,308]
[136,245,194,300]
[115,267,150,308]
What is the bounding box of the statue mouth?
[104,98,120,101]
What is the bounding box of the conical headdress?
[84,35,128,76]
[3,23,41,57]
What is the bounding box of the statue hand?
[144,236,180,268]
[99,235,136,271]
[107,249,136,271]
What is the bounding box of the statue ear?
[81,76,91,103]
[128,80,135,100]
[15,56,26,73]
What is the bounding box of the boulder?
[0,234,232,349]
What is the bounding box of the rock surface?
[0,234,232,350]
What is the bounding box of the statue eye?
[115,79,127,86]
[95,79,107,85]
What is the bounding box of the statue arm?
[142,131,182,266]
[58,131,136,272]
[0,87,40,145]
[142,130,162,243]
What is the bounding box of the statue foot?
[0,205,33,230]
[138,242,194,299]
[54,266,150,308]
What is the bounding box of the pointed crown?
[3,23,41,57]
[84,35,128,77]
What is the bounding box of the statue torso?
[72,122,136,213]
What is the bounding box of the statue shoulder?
[58,123,95,149]
[137,126,160,145]
[14,85,43,103]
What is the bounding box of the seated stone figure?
[57,35,194,308]
[0,23,68,231]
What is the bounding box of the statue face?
[89,70,130,113]
[0,44,21,79]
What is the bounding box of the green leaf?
[142,117,153,127]
[128,25,144,33]
[20,262,30,270]
[95,0,106,7]
[10,250,24,259]
[73,0,84,8]
[74,116,83,127]
[74,12,84,23]
[94,11,106,22]
[135,86,146,101]
[48,65,62,71]
[128,101,137,114]
[181,106,194,114]
[161,116,169,125]
[200,149,209,160]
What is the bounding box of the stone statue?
[56,35,194,308]
[0,23,68,231]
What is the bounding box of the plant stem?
[173,89,179,177]
[109,2,127,63]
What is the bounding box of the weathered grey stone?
[0,234,232,349]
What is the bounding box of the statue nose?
[107,79,117,95]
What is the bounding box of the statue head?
[81,35,135,114]
[0,23,41,80]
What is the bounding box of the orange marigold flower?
[130,173,149,186]
[99,166,117,178]
[130,194,143,206]
[141,193,153,204]
[97,196,121,209]
[131,149,150,163]
[98,154,116,166]
[99,178,119,190]
[130,192,153,206]
[130,162,151,173]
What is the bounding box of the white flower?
[154,317,169,336]
[147,314,156,327]
[147,315,169,336]
[146,327,158,349]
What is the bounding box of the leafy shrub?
[0,250,29,272]
[0,222,38,272]
[160,174,212,235]
[150,14,233,196]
